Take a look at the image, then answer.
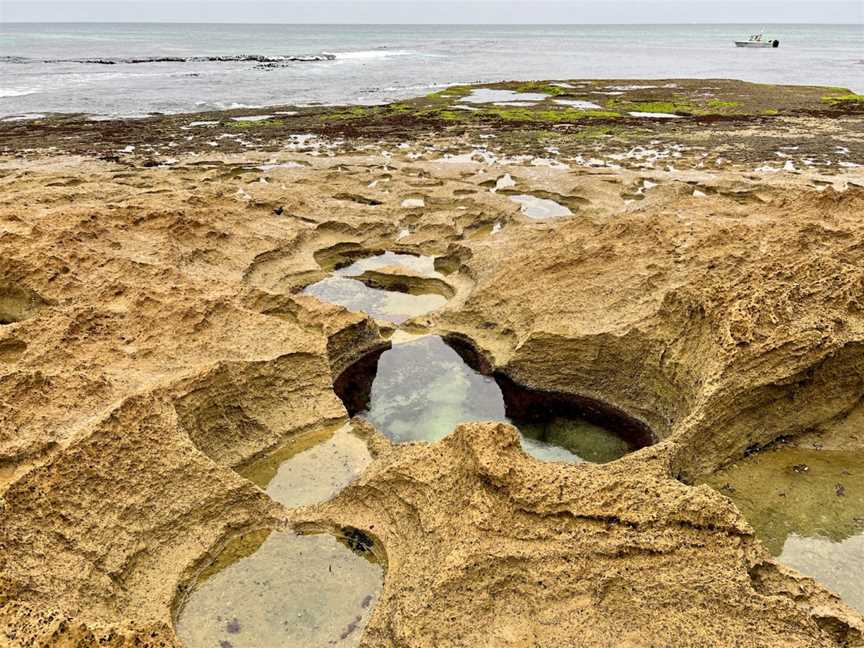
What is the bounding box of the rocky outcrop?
[1,94,864,646]
[436,187,864,478]
[298,422,863,647]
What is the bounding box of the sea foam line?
[0,54,337,65]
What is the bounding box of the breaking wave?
[0,54,337,65]
[325,50,415,60]
[0,88,39,98]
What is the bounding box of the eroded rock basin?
[176,424,381,647]
[239,423,373,509]
[336,335,650,463]
[304,252,449,323]
[509,194,573,219]
[703,446,864,612]
[175,530,383,648]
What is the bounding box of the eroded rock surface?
[298,422,862,647]
[1,80,864,646]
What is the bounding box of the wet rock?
[297,423,863,647]
[341,527,374,554]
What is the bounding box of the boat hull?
[735,41,779,48]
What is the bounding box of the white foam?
[554,99,602,109]
[629,112,682,119]
[0,88,39,98]
[328,50,414,60]
[1,113,46,122]
[188,120,219,127]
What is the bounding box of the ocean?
[0,23,862,118]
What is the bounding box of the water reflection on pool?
[338,335,647,464]
[703,446,864,612]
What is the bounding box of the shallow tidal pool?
[304,252,448,323]
[239,423,373,509]
[703,446,864,612]
[509,194,573,219]
[175,530,383,648]
[337,335,646,464]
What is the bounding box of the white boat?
[735,33,779,48]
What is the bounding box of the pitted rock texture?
[435,187,864,477]
[298,422,863,647]
[1,89,864,647]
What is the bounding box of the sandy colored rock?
[1,80,863,646]
[298,421,862,647]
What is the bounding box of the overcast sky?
[2,1,862,24]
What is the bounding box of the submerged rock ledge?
[0,79,863,646]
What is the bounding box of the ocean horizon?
[1,22,862,118]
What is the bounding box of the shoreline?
[2,79,862,173]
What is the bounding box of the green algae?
[479,106,620,123]
[513,81,566,96]
[706,99,741,110]
[426,85,473,101]
[323,106,379,121]
[613,100,695,115]
[227,119,285,129]
[823,93,864,106]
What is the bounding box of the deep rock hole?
[335,334,655,463]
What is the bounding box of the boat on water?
[735,33,780,48]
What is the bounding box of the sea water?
[1,23,862,117]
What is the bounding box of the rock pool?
[336,334,650,464]
[703,446,864,612]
